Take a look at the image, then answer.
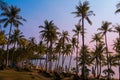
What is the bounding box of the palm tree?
[98,21,112,80]
[114,24,120,38]
[0,30,6,64]
[103,54,117,79]
[90,33,104,78]
[91,33,103,45]
[113,38,120,80]
[15,37,29,67]
[39,20,59,72]
[72,1,94,79]
[10,29,24,65]
[64,43,72,73]
[68,37,77,72]
[72,24,82,74]
[0,5,26,66]
[37,41,46,70]
[59,31,70,70]
[91,43,105,79]
[78,45,91,79]
[54,40,62,72]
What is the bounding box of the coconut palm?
[54,40,62,72]
[103,54,117,79]
[59,31,70,70]
[72,1,94,79]
[91,33,103,45]
[90,33,104,78]
[10,29,24,65]
[91,43,105,79]
[68,37,77,72]
[39,20,59,72]
[113,38,120,80]
[113,24,120,38]
[0,5,26,66]
[64,43,72,72]
[37,41,46,70]
[72,24,82,74]
[78,45,91,79]
[98,21,112,80]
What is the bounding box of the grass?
[0,69,51,80]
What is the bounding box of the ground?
[0,69,51,80]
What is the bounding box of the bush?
[52,72,62,80]
[41,71,52,77]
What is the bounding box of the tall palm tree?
[55,39,62,72]
[68,37,77,72]
[90,33,104,78]
[59,31,70,70]
[64,43,72,72]
[72,24,82,74]
[37,41,46,70]
[113,38,120,80]
[39,20,59,72]
[91,43,105,79]
[0,5,26,66]
[98,21,112,80]
[78,45,91,79]
[10,29,24,65]
[72,1,94,79]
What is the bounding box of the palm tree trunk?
[98,55,102,79]
[6,23,12,67]
[105,34,110,80]
[81,18,85,79]
[49,41,53,72]
[11,42,16,67]
[45,43,48,72]
[68,53,72,72]
[119,60,120,80]
[76,34,79,74]
[57,52,60,72]
[62,54,64,71]
[119,33,120,80]
[96,58,99,78]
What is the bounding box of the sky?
[3,0,120,50]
